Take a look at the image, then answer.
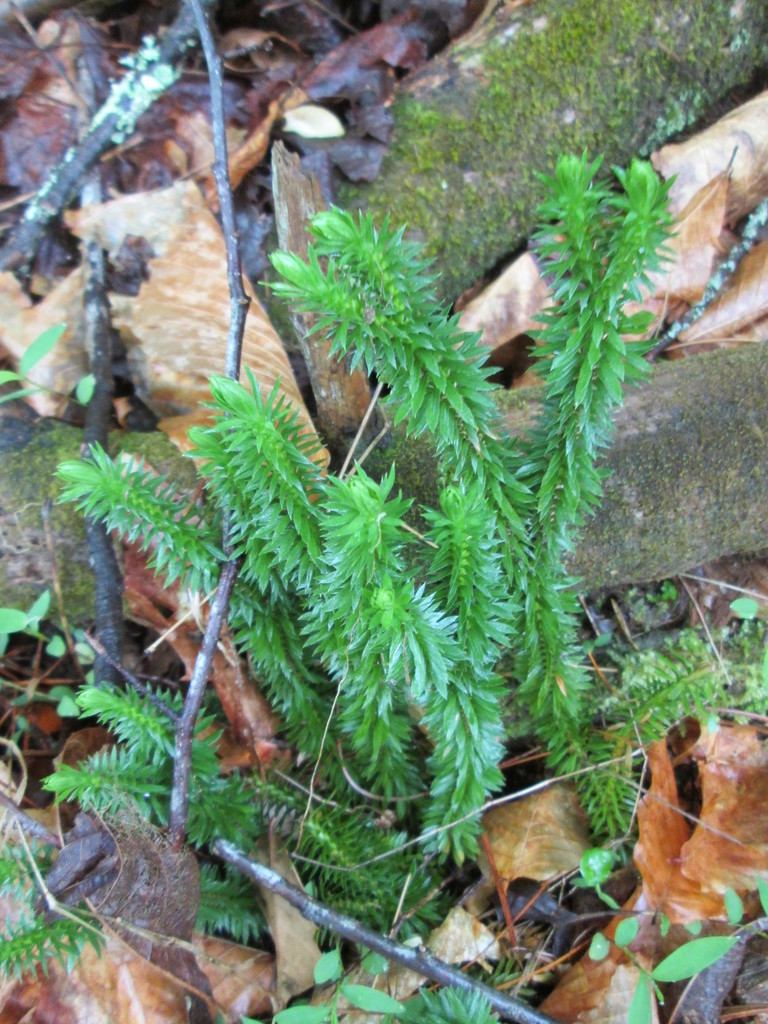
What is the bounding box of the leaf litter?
[0,5,767,1024]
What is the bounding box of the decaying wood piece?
[342,0,768,301]
[2,342,766,623]
[271,142,377,455]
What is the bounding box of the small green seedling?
[0,322,93,407]
[244,948,404,1024]
[573,848,620,910]
[588,883,748,1024]
[730,597,760,620]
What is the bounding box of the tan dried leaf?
[645,174,728,307]
[458,252,550,353]
[0,931,197,1024]
[539,890,660,1024]
[66,182,317,440]
[679,239,768,347]
[652,90,768,224]
[254,835,321,1008]
[0,265,89,416]
[479,783,590,882]
[541,962,658,1024]
[193,934,275,1019]
[428,906,501,963]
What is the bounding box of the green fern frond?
[189,371,325,594]
[0,845,102,981]
[42,685,264,848]
[270,209,530,539]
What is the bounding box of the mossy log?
[367,341,768,592]
[1,342,766,625]
[341,0,768,301]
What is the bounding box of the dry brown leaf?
[679,239,768,347]
[55,726,112,771]
[541,962,657,1024]
[168,109,235,175]
[645,174,729,307]
[0,930,198,1024]
[255,835,321,1008]
[679,723,768,893]
[0,265,89,416]
[427,905,501,964]
[633,739,726,923]
[652,90,768,224]
[458,252,550,353]
[539,890,660,1024]
[479,784,590,882]
[0,180,322,458]
[193,934,275,1020]
[66,182,318,441]
[35,17,85,114]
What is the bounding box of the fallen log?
[1,341,766,624]
[341,0,768,301]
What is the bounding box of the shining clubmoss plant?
[57,153,673,860]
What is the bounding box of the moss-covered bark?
[342,0,768,301]
[0,412,197,625]
[364,340,768,590]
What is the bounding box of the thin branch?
[168,0,251,851]
[187,0,249,380]
[215,838,559,1024]
[79,56,123,691]
[82,632,180,725]
[169,556,241,852]
[0,791,61,848]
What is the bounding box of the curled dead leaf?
[652,90,768,224]
[479,784,590,884]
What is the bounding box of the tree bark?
[2,342,766,624]
[340,0,768,301]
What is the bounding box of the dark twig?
[0,790,62,848]
[215,839,559,1024]
[78,57,123,691]
[187,0,249,380]
[82,632,180,725]
[169,558,241,851]
[648,194,768,360]
[0,1,213,273]
[167,0,250,851]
